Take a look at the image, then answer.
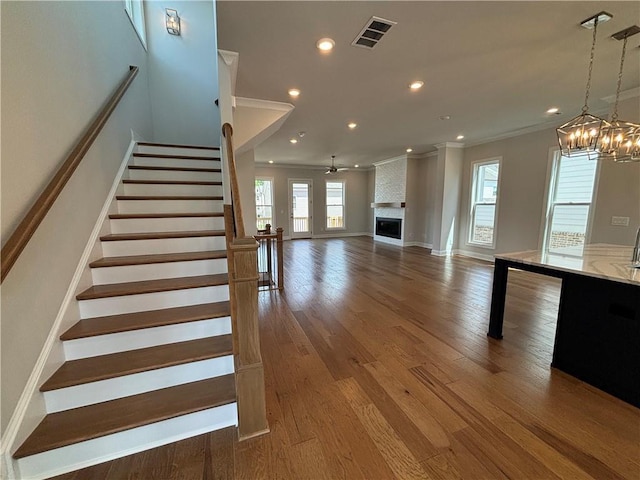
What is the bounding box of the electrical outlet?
[611,216,630,226]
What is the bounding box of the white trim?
[288,179,313,239]
[255,176,275,231]
[452,249,495,262]
[430,249,449,256]
[311,232,369,239]
[325,178,346,231]
[373,154,407,167]
[256,162,374,171]
[466,157,502,249]
[0,140,136,469]
[602,86,639,104]
[434,142,464,149]
[404,242,433,249]
[235,96,294,112]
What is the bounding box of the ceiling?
[216,1,640,168]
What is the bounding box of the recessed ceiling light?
[406,148,413,153]
[409,81,424,90]
[546,107,560,114]
[354,164,359,168]
[348,122,357,129]
[288,88,301,97]
[440,115,451,121]
[289,138,298,144]
[456,135,465,140]
[317,38,335,52]
[268,160,274,164]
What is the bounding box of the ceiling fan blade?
[324,170,331,175]
[337,168,349,172]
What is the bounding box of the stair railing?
[0,66,139,283]
[254,224,284,291]
[221,123,269,440]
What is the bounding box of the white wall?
[145,0,220,145]
[254,166,370,238]
[1,1,153,434]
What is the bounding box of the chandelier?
[597,25,640,163]
[556,12,612,160]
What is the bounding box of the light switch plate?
[611,216,630,226]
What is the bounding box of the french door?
[289,180,312,239]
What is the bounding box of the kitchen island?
[488,244,639,407]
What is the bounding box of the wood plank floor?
[51,237,640,480]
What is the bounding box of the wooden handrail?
[222,123,245,238]
[1,66,139,283]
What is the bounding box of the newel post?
[229,237,269,440]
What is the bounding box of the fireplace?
[376,217,402,239]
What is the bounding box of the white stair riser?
[15,403,237,480]
[101,236,226,256]
[44,355,234,413]
[136,145,219,157]
[79,285,230,318]
[117,199,223,214]
[123,183,223,196]
[91,258,228,285]
[133,157,220,169]
[109,215,225,234]
[128,169,222,182]
[64,317,232,360]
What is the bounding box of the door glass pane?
[292,183,309,233]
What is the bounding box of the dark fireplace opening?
[376,217,402,239]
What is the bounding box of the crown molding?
[434,142,465,149]
[373,154,407,167]
[601,86,640,104]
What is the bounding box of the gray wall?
[145,0,220,145]
[457,96,640,256]
[1,1,153,432]
[254,166,370,238]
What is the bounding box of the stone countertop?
[495,244,640,286]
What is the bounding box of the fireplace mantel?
[370,202,406,208]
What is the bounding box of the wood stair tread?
[136,142,220,150]
[99,230,225,241]
[61,302,231,340]
[14,375,235,458]
[89,250,227,268]
[41,335,233,391]
[128,165,221,173]
[116,195,223,201]
[76,273,228,300]
[133,153,220,161]
[122,179,222,186]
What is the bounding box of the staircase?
[12,143,238,479]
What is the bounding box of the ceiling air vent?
[352,16,396,49]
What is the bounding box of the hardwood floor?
[51,237,640,480]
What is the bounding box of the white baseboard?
[403,242,432,249]
[430,249,450,256]
[0,140,137,471]
[452,248,495,262]
[312,232,369,239]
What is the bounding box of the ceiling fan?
[325,155,348,175]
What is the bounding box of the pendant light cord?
[582,18,599,114]
[611,35,628,124]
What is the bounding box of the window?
[544,152,597,253]
[326,181,345,229]
[469,159,500,247]
[124,0,147,49]
[255,178,274,231]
